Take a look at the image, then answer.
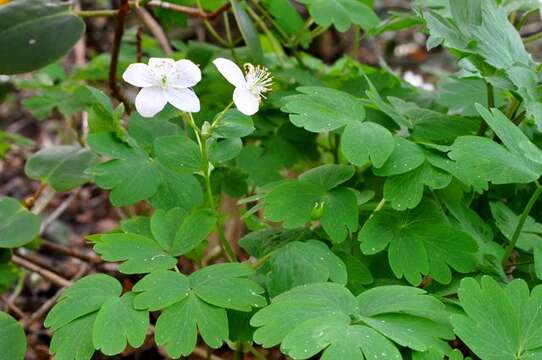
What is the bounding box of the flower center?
[159,74,168,88]
[243,63,272,99]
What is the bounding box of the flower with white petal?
[213,57,272,116]
[122,57,201,117]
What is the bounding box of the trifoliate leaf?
[0,311,26,360]
[452,276,542,360]
[0,197,41,248]
[24,145,98,191]
[87,132,161,206]
[264,165,357,240]
[93,293,149,356]
[359,200,478,285]
[132,264,265,358]
[207,137,243,164]
[297,0,380,32]
[281,86,366,132]
[341,121,395,168]
[266,240,347,296]
[45,274,149,359]
[373,138,425,176]
[90,207,215,273]
[251,283,453,359]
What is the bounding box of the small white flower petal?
[122,63,156,87]
[148,57,175,80]
[135,86,167,117]
[169,59,202,88]
[165,87,200,113]
[213,58,246,88]
[233,87,259,116]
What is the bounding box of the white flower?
[122,57,201,117]
[213,57,272,116]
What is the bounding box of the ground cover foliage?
[2,0,542,359]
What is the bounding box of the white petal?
[213,58,246,88]
[165,87,200,113]
[148,57,175,80]
[122,63,156,87]
[233,87,259,116]
[169,59,202,88]
[149,57,175,68]
[135,86,167,118]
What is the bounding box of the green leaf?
[452,276,542,360]
[156,292,227,357]
[321,187,359,242]
[150,166,203,211]
[265,180,325,228]
[0,311,26,360]
[266,240,347,296]
[90,207,215,273]
[297,0,380,32]
[383,162,451,211]
[299,164,355,190]
[281,87,366,132]
[25,145,98,191]
[251,283,453,358]
[172,209,217,255]
[341,121,395,168]
[0,197,41,248]
[448,136,539,186]
[93,293,149,356]
[475,104,542,170]
[132,264,265,358]
[154,134,201,174]
[207,137,243,164]
[87,132,161,206]
[92,232,178,274]
[212,109,255,138]
[0,0,85,74]
[358,200,478,285]
[132,270,191,311]
[230,0,263,62]
[374,138,426,176]
[45,275,148,359]
[189,263,267,311]
[436,77,505,116]
[49,314,95,360]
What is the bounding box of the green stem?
[248,344,266,360]
[75,9,119,17]
[502,181,542,266]
[524,32,542,45]
[477,82,494,136]
[211,101,234,127]
[183,112,237,262]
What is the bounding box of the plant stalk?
[502,181,542,266]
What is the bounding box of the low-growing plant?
[2,0,542,359]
